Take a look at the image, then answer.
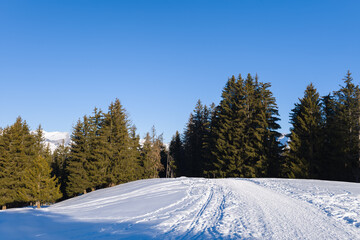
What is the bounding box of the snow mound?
[0,178,359,239]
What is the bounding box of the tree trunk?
[36,201,40,209]
[2,205,6,210]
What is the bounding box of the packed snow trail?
[0,178,359,239]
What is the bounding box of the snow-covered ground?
[1,178,359,239]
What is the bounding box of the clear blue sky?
[1,0,359,142]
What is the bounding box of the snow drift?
[0,178,359,239]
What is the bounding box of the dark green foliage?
[128,126,142,180]
[0,117,33,208]
[52,141,70,198]
[285,71,360,182]
[65,99,162,196]
[183,100,211,177]
[159,142,168,178]
[211,75,242,177]
[171,74,281,179]
[66,119,90,197]
[169,131,185,177]
[257,80,282,177]
[19,155,62,208]
[210,74,281,178]
[285,84,323,178]
[0,117,62,209]
[87,108,109,189]
[104,99,138,185]
[330,71,360,181]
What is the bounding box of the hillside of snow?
[0,178,359,239]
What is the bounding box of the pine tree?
[286,83,323,178]
[86,108,108,189]
[241,74,260,177]
[104,99,135,186]
[183,100,211,177]
[169,131,185,177]
[141,132,154,178]
[66,119,90,197]
[52,141,70,198]
[211,75,246,177]
[129,126,142,180]
[0,125,14,210]
[19,155,62,208]
[203,103,217,177]
[258,80,282,177]
[150,127,165,178]
[332,71,360,181]
[320,94,340,180]
[0,117,37,209]
[210,74,282,178]
[140,127,164,178]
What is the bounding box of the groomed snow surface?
[1,178,359,239]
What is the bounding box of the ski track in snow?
[248,178,360,229]
[0,178,359,239]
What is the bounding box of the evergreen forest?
[1,71,360,210]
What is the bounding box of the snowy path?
[0,178,359,239]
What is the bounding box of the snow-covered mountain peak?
[41,131,71,152]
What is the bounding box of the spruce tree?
[66,119,90,197]
[0,117,37,209]
[202,103,217,177]
[210,74,282,178]
[86,108,108,189]
[104,99,135,186]
[0,125,14,210]
[258,80,282,177]
[52,141,70,198]
[128,126,142,181]
[332,71,360,181]
[211,75,246,177]
[169,131,185,177]
[19,155,62,208]
[183,100,211,177]
[141,132,154,178]
[286,84,323,178]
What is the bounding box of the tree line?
[1,71,359,210]
[0,99,166,209]
[169,71,360,182]
[0,120,61,209]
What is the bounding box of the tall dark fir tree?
[183,100,212,177]
[285,83,323,179]
[66,118,91,197]
[210,74,282,178]
[331,71,360,181]
[169,131,185,177]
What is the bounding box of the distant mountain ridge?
[42,131,71,152]
[41,131,289,152]
[278,133,290,148]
